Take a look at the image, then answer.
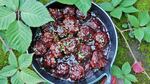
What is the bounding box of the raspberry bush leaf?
[20,0,54,27]
[5,21,32,53]
[18,54,33,69]
[0,7,16,30]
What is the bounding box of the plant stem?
[0,36,10,51]
[115,25,150,80]
[143,71,150,80]
[115,25,137,62]
[122,28,133,32]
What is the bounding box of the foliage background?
[0,0,150,84]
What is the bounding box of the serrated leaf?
[122,62,131,74]
[20,0,54,27]
[128,15,139,27]
[75,0,91,15]
[143,27,150,42]
[0,65,17,77]
[0,7,16,30]
[110,7,122,19]
[121,0,137,7]
[99,2,114,12]
[133,28,144,42]
[3,0,19,11]
[124,79,131,84]
[111,0,122,7]
[11,71,24,84]
[20,69,44,84]
[8,51,18,67]
[111,65,124,79]
[57,0,77,5]
[125,74,138,82]
[122,6,138,13]
[138,11,150,26]
[18,54,33,69]
[0,76,8,84]
[5,21,32,53]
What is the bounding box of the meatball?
[86,17,101,30]
[78,25,95,41]
[76,9,86,19]
[90,50,107,69]
[40,32,54,48]
[69,64,84,80]
[49,8,63,20]
[61,38,78,54]
[93,32,109,49]
[63,16,79,33]
[43,52,56,68]
[63,6,76,17]
[50,43,62,58]
[33,41,47,55]
[56,63,69,76]
[77,44,92,62]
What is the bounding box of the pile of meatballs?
[32,6,109,81]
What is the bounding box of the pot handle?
[105,71,111,84]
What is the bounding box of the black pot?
[31,1,118,84]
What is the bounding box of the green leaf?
[20,69,44,84]
[111,0,122,7]
[122,62,131,74]
[18,54,33,69]
[128,15,139,27]
[138,11,150,26]
[20,0,54,27]
[133,28,144,42]
[122,6,138,13]
[111,65,124,79]
[121,0,137,7]
[99,2,114,12]
[124,79,132,84]
[0,7,16,30]
[0,65,17,77]
[0,0,5,6]
[143,27,150,42]
[57,0,77,5]
[8,51,18,67]
[75,0,91,15]
[11,71,24,84]
[0,76,8,84]
[125,74,138,82]
[110,7,122,19]
[3,0,19,11]
[5,21,32,53]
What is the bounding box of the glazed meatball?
[50,43,62,58]
[43,52,56,68]
[63,6,76,17]
[78,25,95,41]
[90,50,107,69]
[69,64,85,80]
[49,8,63,20]
[33,41,47,55]
[76,9,86,19]
[77,44,92,62]
[86,17,101,30]
[40,32,54,48]
[63,16,79,33]
[93,32,109,49]
[56,63,69,76]
[61,38,79,54]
